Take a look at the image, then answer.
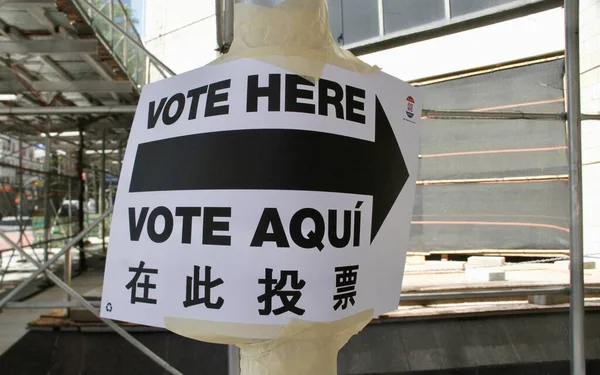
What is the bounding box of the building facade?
[143,0,218,80]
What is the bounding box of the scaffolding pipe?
[100,130,106,253]
[400,286,570,301]
[108,0,113,49]
[565,0,586,374]
[77,127,87,272]
[43,131,51,263]
[422,109,566,120]
[224,0,235,48]
[65,178,72,304]
[417,174,568,186]
[118,141,123,172]
[4,301,101,309]
[17,138,23,248]
[1,105,600,121]
[582,113,600,121]
[0,106,137,115]
[216,0,225,49]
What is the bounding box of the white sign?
[100,58,421,328]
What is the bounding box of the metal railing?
[70,0,175,90]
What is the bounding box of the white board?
[100,58,421,328]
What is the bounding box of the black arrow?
[129,97,409,243]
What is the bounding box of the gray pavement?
[2,254,600,356]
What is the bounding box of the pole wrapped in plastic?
[166,310,373,375]
[165,1,381,374]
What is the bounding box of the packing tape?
[164,309,373,375]
[209,0,379,78]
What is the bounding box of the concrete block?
[528,294,570,306]
[466,256,505,267]
[406,255,426,264]
[69,308,101,322]
[465,267,506,282]
[553,260,596,270]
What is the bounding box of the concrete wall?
[143,0,219,81]
[581,0,600,257]
[2,311,600,374]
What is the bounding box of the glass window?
[340,0,379,45]
[383,0,446,34]
[450,0,517,17]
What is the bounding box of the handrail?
[69,0,175,89]
[114,0,143,43]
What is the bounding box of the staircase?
[57,0,173,92]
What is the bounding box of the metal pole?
[118,142,123,172]
[0,105,598,119]
[145,55,151,84]
[91,169,98,214]
[67,179,72,239]
[0,230,183,375]
[581,113,600,121]
[377,0,384,37]
[216,0,225,49]
[17,138,23,249]
[43,131,51,263]
[5,301,101,309]
[77,126,87,273]
[100,130,106,254]
[565,0,586,374]
[0,106,137,115]
[400,286,571,301]
[65,178,72,304]
[224,0,234,48]
[228,345,241,375]
[108,0,113,47]
[421,109,566,120]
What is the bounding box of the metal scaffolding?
[0,0,180,373]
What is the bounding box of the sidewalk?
[0,255,105,355]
